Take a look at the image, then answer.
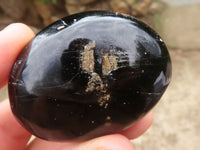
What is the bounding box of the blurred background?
[0,0,200,149]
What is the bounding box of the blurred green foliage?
[39,0,57,3]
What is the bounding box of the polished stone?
[8,11,171,141]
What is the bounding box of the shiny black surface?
[9,11,172,141]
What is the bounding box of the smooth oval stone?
[8,11,172,141]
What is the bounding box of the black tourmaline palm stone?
[8,11,172,141]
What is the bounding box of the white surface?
[161,0,200,6]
